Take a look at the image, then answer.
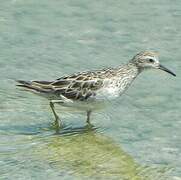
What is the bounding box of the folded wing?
[16,72,104,100]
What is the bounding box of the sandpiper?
[17,51,176,129]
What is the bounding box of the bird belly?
[95,86,120,100]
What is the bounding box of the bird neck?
[113,63,141,94]
[116,63,140,78]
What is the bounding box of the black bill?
[159,64,176,76]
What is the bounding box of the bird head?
[130,51,176,76]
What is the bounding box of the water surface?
[0,0,181,179]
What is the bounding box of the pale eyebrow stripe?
[144,56,159,63]
[144,56,154,59]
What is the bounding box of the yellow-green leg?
[86,110,92,124]
[50,100,63,130]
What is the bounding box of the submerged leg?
[49,100,64,129]
[86,110,92,124]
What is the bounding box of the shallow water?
[0,0,181,179]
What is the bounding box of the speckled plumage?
[17,64,139,101]
[16,51,175,129]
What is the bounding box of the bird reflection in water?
[31,125,171,180]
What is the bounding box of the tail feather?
[16,80,31,86]
[16,80,52,93]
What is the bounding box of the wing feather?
[49,71,105,100]
[17,67,116,100]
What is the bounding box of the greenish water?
[0,0,181,179]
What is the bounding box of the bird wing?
[51,68,118,100]
[17,68,117,100]
[49,71,105,100]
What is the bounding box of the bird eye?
[149,59,154,63]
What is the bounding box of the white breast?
[95,72,137,100]
[95,78,121,100]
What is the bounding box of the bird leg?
[86,110,92,125]
[49,100,64,129]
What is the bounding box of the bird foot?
[51,117,63,132]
